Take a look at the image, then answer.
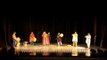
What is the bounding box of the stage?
[0,44,107,60]
[14,44,91,57]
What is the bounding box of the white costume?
[85,33,91,48]
[72,33,78,42]
[72,32,78,47]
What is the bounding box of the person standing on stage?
[47,32,50,45]
[56,32,64,46]
[85,33,91,48]
[12,32,16,46]
[29,32,37,45]
[42,31,49,45]
[72,32,78,47]
[12,32,21,47]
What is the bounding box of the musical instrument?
[60,33,64,37]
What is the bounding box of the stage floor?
[14,44,91,56]
[1,44,107,60]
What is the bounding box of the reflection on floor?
[0,44,107,60]
[14,44,91,57]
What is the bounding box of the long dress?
[42,32,50,45]
[47,33,50,44]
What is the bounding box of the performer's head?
[88,33,90,35]
[48,32,50,34]
[43,31,46,34]
[31,32,33,34]
[58,32,60,35]
[13,32,16,34]
[74,32,77,34]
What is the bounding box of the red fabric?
[42,32,50,45]
[29,32,35,42]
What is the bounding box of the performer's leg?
[86,43,88,48]
[45,39,47,45]
[45,38,47,45]
[88,43,90,48]
[57,40,59,45]
[32,42,34,45]
[43,39,45,45]
[47,38,49,45]
[46,39,49,45]
[60,41,62,45]
[74,41,77,47]
[73,41,74,46]
[76,42,77,47]
[74,41,76,47]
[59,41,62,45]
[16,41,19,47]
[13,40,15,47]
[87,43,89,48]
[30,42,33,45]
[49,39,50,45]
[89,43,90,48]
[58,42,60,46]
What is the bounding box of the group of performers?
[71,32,91,48]
[12,31,91,49]
[42,31,50,45]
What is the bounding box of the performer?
[42,31,49,45]
[12,32,16,46]
[85,33,91,48]
[72,32,78,47]
[56,32,63,46]
[47,32,50,44]
[29,32,37,45]
[12,32,21,47]
[16,37,21,47]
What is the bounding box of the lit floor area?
[14,44,90,57]
[0,44,107,60]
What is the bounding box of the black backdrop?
[0,16,107,48]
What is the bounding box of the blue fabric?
[57,37,62,42]
[13,40,16,46]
